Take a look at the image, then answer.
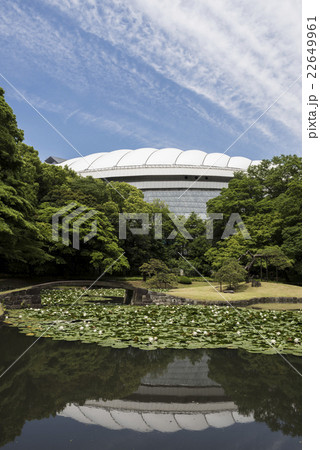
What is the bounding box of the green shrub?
[147,273,177,289]
[178,276,192,285]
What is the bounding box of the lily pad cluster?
[3,289,302,355]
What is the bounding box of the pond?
[0,325,301,449]
[3,288,302,354]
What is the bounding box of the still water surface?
[0,326,301,449]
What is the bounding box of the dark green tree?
[139,258,170,278]
[214,258,247,291]
[139,258,177,288]
[0,89,48,272]
[207,155,302,283]
[35,201,128,276]
[260,245,293,282]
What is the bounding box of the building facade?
[53,148,260,215]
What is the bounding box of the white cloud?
[0,0,301,151]
[43,0,301,137]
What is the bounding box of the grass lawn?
[167,281,302,302]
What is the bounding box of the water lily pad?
[4,288,302,355]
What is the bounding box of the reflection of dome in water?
[59,356,254,432]
[59,403,254,432]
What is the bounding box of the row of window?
[143,189,220,214]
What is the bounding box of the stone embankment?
[0,280,148,312]
[0,281,301,315]
[0,288,42,310]
[0,304,4,321]
[137,291,302,307]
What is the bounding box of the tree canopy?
[0,88,302,283]
[214,259,247,291]
[140,258,177,289]
[206,154,302,283]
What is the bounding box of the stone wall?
[0,281,149,311]
[0,306,4,322]
[0,290,42,310]
[137,291,302,307]
[0,283,302,311]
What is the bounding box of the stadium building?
[50,148,260,215]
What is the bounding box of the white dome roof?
[203,153,230,167]
[145,148,183,165]
[175,150,207,166]
[117,148,157,167]
[66,152,106,171]
[227,156,252,170]
[57,148,260,172]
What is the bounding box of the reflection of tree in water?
[207,349,302,437]
[0,327,203,446]
[0,326,301,446]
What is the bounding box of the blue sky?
[0,0,301,162]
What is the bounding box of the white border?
[303,0,320,447]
